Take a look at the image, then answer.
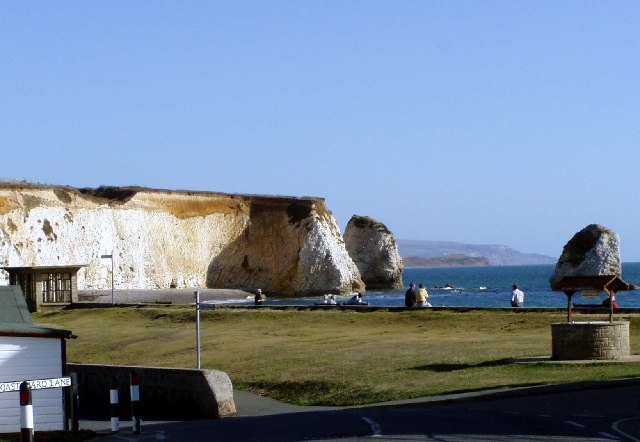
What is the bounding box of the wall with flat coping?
[551,321,630,360]
[67,364,235,420]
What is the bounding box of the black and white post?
[195,290,201,369]
[69,372,80,434]
[20,381,33,442]
[110,376,119,433]
[130,371,141,434]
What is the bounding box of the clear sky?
[2,2,639,261]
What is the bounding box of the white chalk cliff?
[0,183,364,295]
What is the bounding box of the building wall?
[0,336,65,433]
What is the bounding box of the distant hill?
[403,254,489,268]
[397,240,556,267]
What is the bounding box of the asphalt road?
[87,381,640,441]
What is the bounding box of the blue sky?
[2,2,640,261]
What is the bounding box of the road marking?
[362,417,382,437]
[565,420,585,428]
[598,431,618,439]
[612,417,640,442]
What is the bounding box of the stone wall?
[67,363,235,419]
[551,321,630,360]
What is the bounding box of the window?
[11,273,36,310]
[42,272,72,303]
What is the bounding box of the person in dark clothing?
[254,289,266,305]
[405,282,417,308]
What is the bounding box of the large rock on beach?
[549,224,622,288]
[343,215,403,289]
[0,182,364,296]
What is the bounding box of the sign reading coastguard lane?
[0,377,71,393]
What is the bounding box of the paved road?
[87,381,640,441]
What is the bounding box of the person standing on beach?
[405,283,417,308]
[511,284,524,307]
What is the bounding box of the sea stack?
[549,224,622,288]
[343,215,404,289]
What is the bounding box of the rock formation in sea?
[343,215,403,289]
[0,182,364,296]
[549,223,622,288]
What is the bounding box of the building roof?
[0,265,86,272]
[0,286,73,338]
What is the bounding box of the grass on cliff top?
[34,307,640,406]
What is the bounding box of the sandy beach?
[78,288,254,305]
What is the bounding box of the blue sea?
[260,263,640,308]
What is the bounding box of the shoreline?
[78,288,253,304]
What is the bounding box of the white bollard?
[130,371,141,434]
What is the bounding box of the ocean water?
[259,263,640,308]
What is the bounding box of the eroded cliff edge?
[0,182,364,296]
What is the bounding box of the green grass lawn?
[34,307,640,406]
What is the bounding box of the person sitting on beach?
[328,294,337,305]
[416,283,431,307]
[405,283,417,308]
[254,289,267,305]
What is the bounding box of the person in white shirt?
[511,284,524,307]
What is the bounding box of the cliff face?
[0,183,364,295]
[402,254,490,268]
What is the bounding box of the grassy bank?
[35,307,640,406]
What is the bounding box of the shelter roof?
[0,265,86,272]
[551,275,630,293]
[0,286,73,338]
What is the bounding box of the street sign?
[0,377,71,393]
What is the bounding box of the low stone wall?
[551,321,630,360]
[67,364,235,420]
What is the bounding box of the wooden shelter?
[552,274,630,322]
[0,265,85,312]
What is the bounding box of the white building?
[0,286,73,433]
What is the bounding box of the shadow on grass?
[248,379,334,396]
[411,358,513,372]
[242,380,388,406]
